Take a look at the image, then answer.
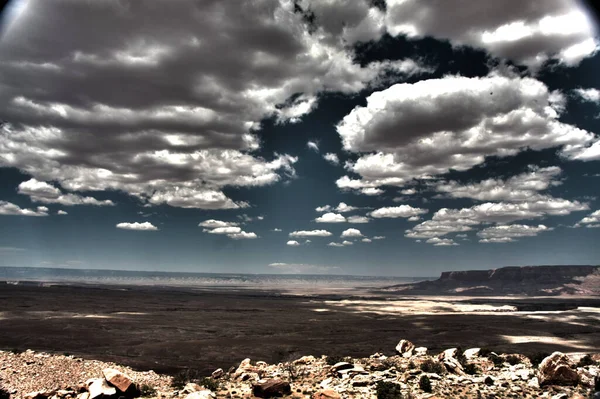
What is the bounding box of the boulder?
[395,340,414,357]
[252,379,291,398]
[181,383,203,394]
[211,368,223,379]
[538,352,579,386]
[184,391,214,399]
[463,348,480,359]
[414,347,428,357]
[102,368,133,393]
[88,379,116,399]
[330,362,353,372]
[438,348,458,360]
[312,389,340,399]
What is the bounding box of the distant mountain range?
[382,265,600,296]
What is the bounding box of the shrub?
[419,375,432,393]
[576,354,594,367]
[489,354,504,367]
[528,352,550,368]
[139,384,157,397]
[478,348,492,357]
[375,381,403,399]
[408,360,416,370]
[463,363,479,375]
[419,359,445,374]
[171,368,204,389]
[505,355,521,365]
[197,377,219,392]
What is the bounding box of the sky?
[0,0,599,277]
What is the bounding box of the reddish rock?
[102,368,133,392]
[538,352,579,386]
[251,379,291,398]
[312,389,341,399]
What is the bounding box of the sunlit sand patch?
[81,314,113,319]
[114,312,147,315]
[315,299,518,315]
[501,335,595,350]
[312,308,329,312]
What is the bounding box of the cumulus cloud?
[307,140,319,152]
[361,238,372,243]
[116,222,158,231]
[198,219,238,229]
[337,74,599,192]
[373,236,385,240]
[228,231,258,240]
[573,88,600,103]
[57,210,68,215]
[289,229,332,237]
[323,153,340,165]
[434,166,563,202]
[328,240,353,247]
[426,237,458,246]
[347,215,370,224]
[574,210,600,228]
[370,205,428,219]
[341,228,363,237]
[315,205,332,212]
[272,228,283,232]
[206,226,243,235]
[335,202,358,213]
[385,0,599,68]
[268,262,341,274]
[315,212,347,223]
[0,1,428,210]
[478,224,552,243]
[287,240,301,246]
[18,178,115,206]
[0,201,48,217]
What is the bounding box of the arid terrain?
[0,283,599,377]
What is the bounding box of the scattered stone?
[414,347,428,357]
[181,383,202,394]
[463,348,481,359]
[395,339,415,357]
[551,393,568,399]
[330,362,353,372]
[102,368,133,392]
[184,391,214,399]
[538,352,579,386]
[211,368,223,379]
[312,389,340,399]
[251,379,291,398]
[484,376,494,386]
[87,379,116,399]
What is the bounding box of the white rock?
[463,348,480,359]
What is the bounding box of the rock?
[463,348,480,359]
[351,374,372,386]
[296,355,316,364]
[102,368,133,392]
[24,392,48,399]
[252,379,291,398]
[527,377,540,388]
[184,391,214,399]
[331,362,353,372]
[312,389,341,399]
[77,394,89,399]
[551,394,568,399]
[539,352,579,386]
[570,394,587,399]
[593,392,600,399]
[484,376,494,386]
[88,378,117,399]
[211,368,223,379]
[182,383,202,394]
[395,339,415,357]
[414,347,428,357]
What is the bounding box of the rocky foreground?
[1,341,600,399]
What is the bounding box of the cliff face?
[387,265,600,296]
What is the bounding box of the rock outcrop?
[383,265,600,296]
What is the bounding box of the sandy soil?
[0,283,598,377]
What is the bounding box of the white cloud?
[0,246,25,253]
[272,228,283,232]
[268,262,341,274]
[341,228,363,237]
[316,205,332,212]
[337,74,598,190]
[574,210,600,228]
[385,0,599,68]
[315,212,347,223]
[0,201,48,217]
[361,238,372,243]
[342,240,353,246]
[57,210,68,215]
[407,216,421,222]
[289,229,332,237]
[204,226,242,235]
[287,240,301,246]
[370,205,428,219]
[373,236,385,240]
[228,231,257,240]
[347,215,370,224]
[199,219,238,229]
[360,187,385,196]
[573,88,600,103]
[426,237,458,246]
[400,188,417,195]
[478,224,552,243]
[328,242,345,247]
[434,166,563,202]
[307,140,319,152]
[323,153,340,165]
[18,178,114,206]
[116,221,158,231]
[335,202,358,213]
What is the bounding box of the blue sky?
[0,0,599,276]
